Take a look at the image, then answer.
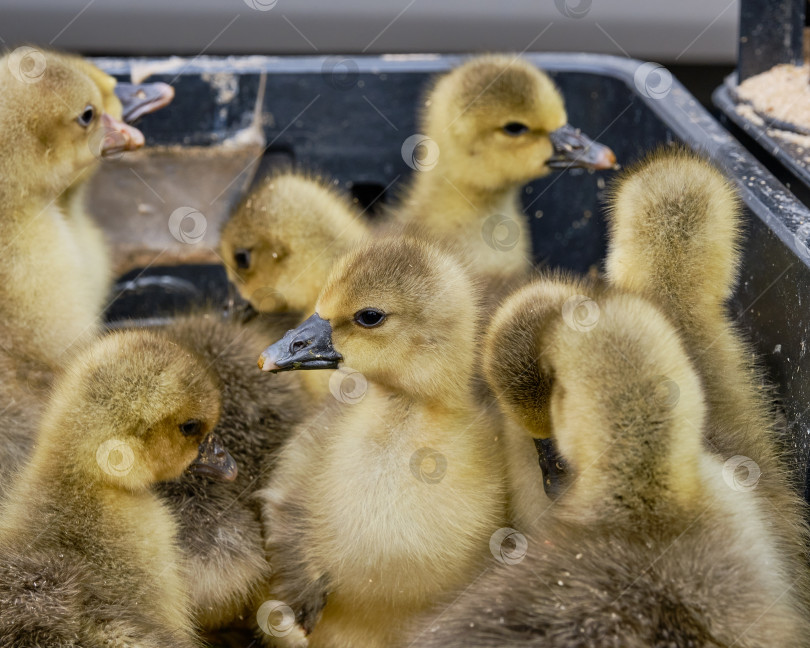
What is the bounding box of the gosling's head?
[421,55,615,191]
[485,278,707,510]
[259,236,479,403]
[220,172,369,314]
[0,48,173,198]
[483,276,594,439]
[504,285,705,515]
[606,147,742,311]
[543,294,705,491]
[41,330,234,492]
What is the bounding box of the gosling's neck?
[403,170,531,279]
[0,180,51,223]
[0,435,136,539]
[405,160,523,224]
[25,419,155,499]
[58,179,90,221]
[561,421,704,523]
[349,353,476,413]
[0,161,94,221]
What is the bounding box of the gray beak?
[258,313,343,372]
[547,124,617,170]
[115,81,175,122]
[188,433,238,482]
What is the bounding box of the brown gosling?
[220,171,370,317]
[393,54,615,286]
[220,172,370,399]
[256,236,506,648]
[605,147,810,608]
[408,279,810,647]
[0,330,232,647]
[154,313,306,636]
[0,48,172,369]
[0,48,172,495]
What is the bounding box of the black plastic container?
[94,53,810,500]
[714,79,810,206]
[713,0,810,205]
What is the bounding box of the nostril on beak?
[291,339,307,354]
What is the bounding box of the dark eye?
[503,122,529,136]
[234,248,251,270]
[179,419,202,437]
[77,105,95,127]
[354,309,386,328]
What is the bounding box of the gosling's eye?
[179,419,202,437]
[77,105,95,128]
[233,248,251,270]
[354,309,386,328]
[502,122,529,136]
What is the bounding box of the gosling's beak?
[115,81,175,122]
[188,433,238,482]
[98,113,145,157]
[258,313,342,372]
[547,124,617,170]
[224,281,259,323]
[534,437,569,500]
